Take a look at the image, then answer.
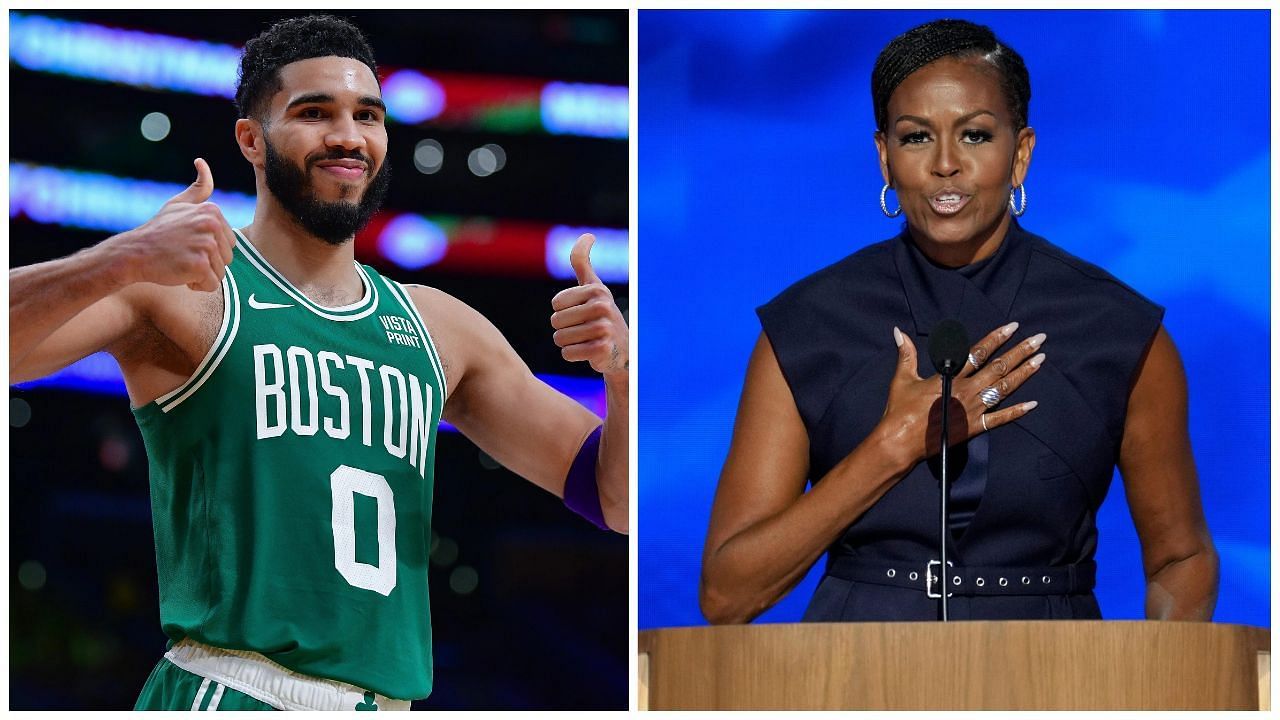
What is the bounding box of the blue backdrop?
[638,10,1269,629]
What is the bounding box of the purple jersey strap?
[564,425,608,530]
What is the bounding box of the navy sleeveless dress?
[757,221,1163,621]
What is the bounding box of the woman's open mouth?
[929,191,971,216]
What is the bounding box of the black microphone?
[929,319,970,379]
[928,319,968,621]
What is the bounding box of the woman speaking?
[700,19,1218,623]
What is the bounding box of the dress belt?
[826,556,1096,597]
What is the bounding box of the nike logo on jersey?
[248,294,294,310]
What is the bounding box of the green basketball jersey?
[132,230,446,701]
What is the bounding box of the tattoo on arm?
[609,343,628,372]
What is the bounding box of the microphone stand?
[927,318,967,623]
[939,368,953,622]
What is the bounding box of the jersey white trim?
[233,229,379,321]
[156,268,241,413]
[382,278,448,406]
[165,638,412,711]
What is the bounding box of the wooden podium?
[638,621,1270,710]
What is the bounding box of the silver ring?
[980,414,989,432]
[979,386,1002,408]
[967,353,980,370]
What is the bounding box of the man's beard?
[263,136,391,246]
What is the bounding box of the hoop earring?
[1009,184,1028,217]
[880,183,902,218]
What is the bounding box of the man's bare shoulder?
[399,284,503,344]
[399,283,516,394]
[400,284,478,389]
[401,284,480,321]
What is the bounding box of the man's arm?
[405,236,628,533]
[549,234,627,532]
[10,251,139,383]
[11,158,236,383]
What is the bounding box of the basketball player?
[9,16,627,710]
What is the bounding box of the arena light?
[377,214,450,270]
[140,111,173,142]
[382,70,447,124]
[16,352,131,396]
[10,13,628,139]
[541,82,629,139]
[15,353,608,428]
[12,163,628,282]
[412,139,445,174]
[9,12,239,97]
[544,226,629,284]
[9,162,256,232]
[467,145,505,177]
[366,213,630,282]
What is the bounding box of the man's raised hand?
[550,233,628,378]
[104,158,237,293]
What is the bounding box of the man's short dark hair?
[235,15,379,120]
[871,19,1031,132]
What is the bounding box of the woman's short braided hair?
[871,19,1030,132]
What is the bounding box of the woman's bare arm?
[701,324,1041,624]
[1118,325,1218,620]
[699,333,905,624]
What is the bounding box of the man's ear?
[235,118,266,169]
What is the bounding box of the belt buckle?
[925,560,954,599]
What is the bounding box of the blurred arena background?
[8,10,627,710]
[639,11,1269,631]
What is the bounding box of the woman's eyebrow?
[893,109,997,127]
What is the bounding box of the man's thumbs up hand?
[550,233,628,378]
[103,158,237,293]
